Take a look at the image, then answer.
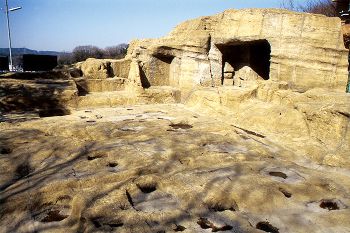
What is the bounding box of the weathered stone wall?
[110,59,131,79]
[126,9,349,93]
[75,58,131,93]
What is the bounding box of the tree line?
[281,0,337,17]
[58,43,128,65]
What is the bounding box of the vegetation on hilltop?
[281,0,337,17]
[0,44,128,68]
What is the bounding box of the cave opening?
[217,40,271,86]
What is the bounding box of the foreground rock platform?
[1,104,350,233]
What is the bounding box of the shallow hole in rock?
[107,222,124,228]
[197,218,212,229]
[256,221,279,233]
[269,171,287,179]
[213,225,233,232]
[56,195,72,202]
[279,188,292,198]
[320,200,339,211]
[91,219,102,228]
[108,162,118,168]
[174,225,186,231]
[86,120,96,123]
[207,202,237,212]
[0,147,12,154]
[15,162,33,179]
[197,218,233,232]
[137,183,157,193]
[40,210,68,223]
[169,123,193,130]
[87,154,105,161]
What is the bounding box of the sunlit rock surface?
[1,105,350,233]
[1,8,350,233]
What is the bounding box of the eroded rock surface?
[1,8,350,233]
[1,105,350,233]
[125,9,348,94]
[0,78,78,116]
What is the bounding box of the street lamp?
[4,0,21,71]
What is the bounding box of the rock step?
[76,86,181,109]
[74,77,127,93]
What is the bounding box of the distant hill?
[0,48,64,56]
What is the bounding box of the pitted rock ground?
[1,104,350,233]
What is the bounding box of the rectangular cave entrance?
[217,40,271,86]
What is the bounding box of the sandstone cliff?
[125,9,348,93]
[62,9,350,166]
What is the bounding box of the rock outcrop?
[124,9,348,93]
[8,8,345,164]
[1,8,350,233]
[74,58,131,93]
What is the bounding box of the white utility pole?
[4,0,21,71]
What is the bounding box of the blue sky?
[0,0,307,52]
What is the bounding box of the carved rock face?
[123,9,348,92]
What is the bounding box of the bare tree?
[281,0,337,17]
[58,52,73,65]
[104,44,128,59]
[72,45,104,63]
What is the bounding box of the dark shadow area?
[217,40,271,84]
[320,200,339,211]
[256,221,279,233]
[154,54,174,65]
[279,187,292,198]
[69,68,83,78]
[74,78,89,96]
[106,62,114,78]
[139,65,151,88]
[0,70,71,80]
[0,79,72,117]
[269,171,287,179]
[0,161,34,192]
